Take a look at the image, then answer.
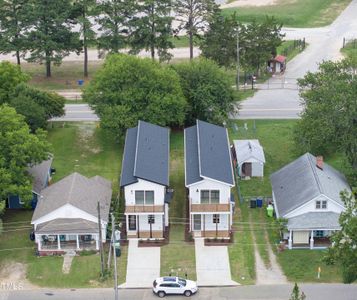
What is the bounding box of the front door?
[243,163,252,176]
[193,214,201,231]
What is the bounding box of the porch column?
[37,235,42,251]
[76,234,80,250]
[126,215,129,233]
[95,234,99,250]
[57,235,61,250]
[310,230,314,249]
[288,230,292,249]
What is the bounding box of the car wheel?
[184,290,192,297]
[158,291,166,298]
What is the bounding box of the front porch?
[287,229,334,249]
[36,234,99,252]
[190,212,232,239]
[125,213,166,240]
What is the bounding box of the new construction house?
[184,120,235,239]
[120,120,171,239]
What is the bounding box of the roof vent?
[316,156,324,170]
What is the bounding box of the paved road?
[236,0,357,119]
[1,284,357,300]
[51,104,99,122]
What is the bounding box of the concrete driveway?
[120,239,160,288]
[194,238,238,286]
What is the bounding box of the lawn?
[341,40,357,59]
[277,249,342,283]
[222,0,352,28]
[160,130,197,280]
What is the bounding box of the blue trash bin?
[77,79,84,86]
[256,198,263,208]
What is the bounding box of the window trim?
[134,190,155,205]
[200,190,220,204]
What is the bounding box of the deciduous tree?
[296,58,357,177]
[0,105,51,213]
[172,58,237,125]
[324,191,357,283]
[83,54,187,139]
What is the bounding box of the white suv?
[153,277,198,297]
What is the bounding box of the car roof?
[156,276,178,283]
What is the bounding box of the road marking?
[239,108,301,111]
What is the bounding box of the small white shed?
[233,140,265,178]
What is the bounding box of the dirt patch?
[0,262,38,290]
[222,0,298,8]
[77,124,102,154]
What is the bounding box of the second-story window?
[200,190,220,203]
[135,190,155,205]
[316,200,327,209]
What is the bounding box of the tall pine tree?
[174,0,219,60]
[96,0,134,54]
[0,0,30,65]
[26,0,81,77]
[130,0,174,62]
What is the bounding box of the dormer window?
[316,200,327,209]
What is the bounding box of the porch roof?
[287,212,341,231]
[35,218,99,234]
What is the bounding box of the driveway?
[119,239,160,288]
[194,238,238,286]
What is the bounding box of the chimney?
[316,156,324,170]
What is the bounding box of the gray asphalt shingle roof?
[185,120,234,186]
[271,153,351,217]
[287,212,341,230]
[120,121,170,187]
[27,157,53,194]
[32,172,112,223]
[233,139,265,165]
[36,218,99,234]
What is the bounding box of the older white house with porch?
[120,121,171,240]
[232,139,265,178]
[270,153,351,249]
[185,120,235,239]
[31,172,112,255]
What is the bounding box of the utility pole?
[236,24,240,91]
[111,213,119,300]
[97,201,105,277]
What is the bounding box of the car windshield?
[178,278,187,286]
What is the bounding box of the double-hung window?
[200,190,220,203]
[213,214,220,224]
[316,200,327,209]
[135,190,155,205]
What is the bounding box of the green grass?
[161,225,196,280]
[21,61,103,91]
[277,250,342,282]
[222,0,352,28]
[117,245,128,285]
[277,40,307,62]
[341,40,357,59]
[47,122,122,195]
[160,130,197,280]
[229,187,255,285]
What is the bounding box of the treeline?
[0,0,283,78]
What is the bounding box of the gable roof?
[120,121,169,187]
[233,139,265,164]
[27,156,53,194]
[32,172,112,223]
[270,153,351,217]
[185,120,234,186]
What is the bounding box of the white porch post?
[95,234,99,250]
[288,230,293,249]
[37,235,42,251]
[57,235,61,250]
[76,234,80,250]
[126,215,129,233]
[310,230,314,249]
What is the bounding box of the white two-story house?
[120,121,170,239]
[184,120,235,239]
[271,153,351,249]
